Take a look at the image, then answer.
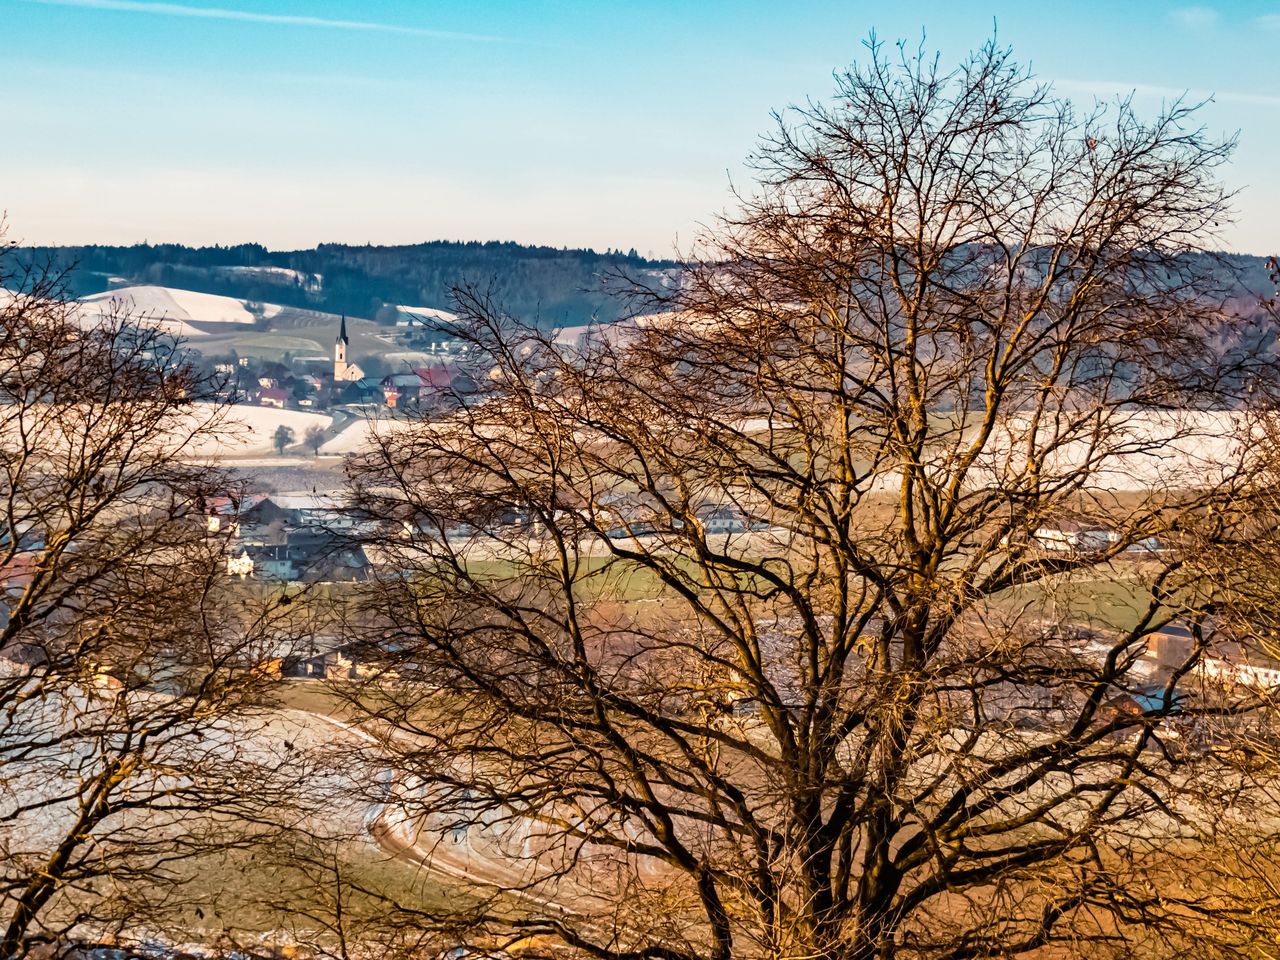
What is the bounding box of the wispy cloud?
[1258,13,1280,29]
[1170,5,1219,27]
[1053,78,1280,108]
[19,0,512,42]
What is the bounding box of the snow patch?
[187,403,334,458]
[319,415,417,455]
[396,305,459,324]
[79,285,283,332]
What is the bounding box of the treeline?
[20,240,682,326]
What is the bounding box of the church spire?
[335,315,351,380]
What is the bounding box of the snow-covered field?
[734,410,1260,494]
[317,409,1262,488]
[319,415,414,455]
[396,305,458,324]
[0,386,1260,486]
[382,350,440,364]
[188,403,334,459]
[79,285,284,334]
[0,401,332,464]
[969,409,1259,493]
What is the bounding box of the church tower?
[334,315,349,380]
[333,315,365,383]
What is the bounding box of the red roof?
[413,365,455,388]
[0,553,39,589]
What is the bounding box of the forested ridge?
[19,239,681,326]
[16,239,1279,338]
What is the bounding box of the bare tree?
[0,247,313,956]
[305,424,327,457]
[245,299,270,331]
[273,423,296,456]
[343,40,1280,960]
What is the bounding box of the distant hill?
[18,240,681,328]
[15,242,1277,345]
[64,284,398,370]
[79,284,282,330]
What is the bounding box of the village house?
[1142,620,1280,689]
[697,503,770,534]
[380,364,457,408]
[236,494,293,530]
[250,544,297,581]
[204,493,270,536]
[335,377,383,406]
[258,386,289,409]
[214,493,370,583]
[1144,623,1197,670]
[279,636,368,680]
[1031,519,1119,553]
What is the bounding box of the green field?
[990,572,1165,632]
[195,333,327,361]
[423,548,1172,631]
[157,833,466,943]
[236,334,327,352]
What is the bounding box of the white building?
[334,316,366,382]
[1032,521,1119,553]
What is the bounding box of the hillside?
[22,239,681,327]
[67,284,402,371]
[79,285,281,330]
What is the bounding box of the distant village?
[188,469,1280,695]
[208,310,475,414]
[176,308,1280,701]
[209,491,370,583]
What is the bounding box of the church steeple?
[335,315,350,380]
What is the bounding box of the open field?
[150,834,463,944]
[73,284,412,366]
[11,698,473,948]
[319,408,1262,486]
[80,285,281,333]
[231,333,328,354]
[188,403,335,459]
[988,569,1165,633]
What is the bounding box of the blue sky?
[2,0,1278,254]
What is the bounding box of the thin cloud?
[1053,78,1280,108]
[1258,13,1280,28]
[1170,6,1219,27]
[20,0,513,42]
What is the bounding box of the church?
[333,315,365,382]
